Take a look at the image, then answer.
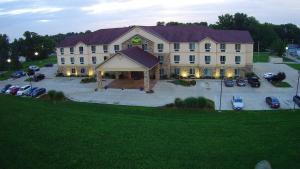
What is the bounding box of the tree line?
[1,12,300,71]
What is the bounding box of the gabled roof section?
[57,25,254,47]
[119,47,159,69]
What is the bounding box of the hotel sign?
[131,36,142,45]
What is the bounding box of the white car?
[29,65,40,71]
[5,85,16,94]
[231,96,244,110]
[16,85,31,96]
[263,72,275,79]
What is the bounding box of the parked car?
[231,96,244,110]
[29,65,40,71]
[33,73,45,82]
[27,69,35,76]
[44,63,53,67]
[16,85,31,96]
[293,95,300,107]
[24,87,38,96]
[265,96,280,109]
[236,78,246,87]
[11,71,26,78]
[224,78,234,87]
[10,86,20,95]
[1,84,12,93]
[263,72,275,80]
[31,88,46,97]
[248,76,260,87]
[5,85,16,94]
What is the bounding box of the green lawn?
[287,63,300,71]
[0,95,299,169]
[0,56,57,81]
[271,81,292,88]
[253,52,270,62]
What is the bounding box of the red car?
[10,86,20,95]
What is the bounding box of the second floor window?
[174,43,180,51]
[92,56,97,64]
[205,56,211,64]
[70,57,74,64]
[142,43,148,51]
[220,55,226,64]
[220,43,226,52]
[114,45,119,52]
[174,55,180,64]
[80,57,84,64]
[158,55,164,64]
[189,43,195,51]
[60,48,64,55]
[103,45,108,53]
[157,43,164,52]
[91,46,96,53]
[205,43,211,52]
[70,47,74,54]
[235,56,241,64]
[79,46,83,54]
[235,44,241,52]
[189,55,195,64]
[61,57,65,64]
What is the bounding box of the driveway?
[0,63,299,110]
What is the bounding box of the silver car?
[231,96,244,110]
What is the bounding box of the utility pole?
[294,71,300,110]
[219,78,223,112]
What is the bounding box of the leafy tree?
[0,34,10,71]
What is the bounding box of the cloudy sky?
[0,0,300,40]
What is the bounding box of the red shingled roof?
[119,47,159,69]
[57,25,253,47]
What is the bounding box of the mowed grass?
[253,52,270,62]
[0,95,300,169]
[0,56,57,81]
[287,63,300,71]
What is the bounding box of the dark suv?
[248,76,260,87]
[33,73,45,82]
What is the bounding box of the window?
[142,43,148,51]
[79,46,83,54]
[220,55,226,64]
[71,68,76,74]
[80,68,85,74]
[92,56,97,64]
[104,56,108,61]
[91,46,96,53]
[205,43,211,52]
[189,55,195,64]
[220,69,225,78]
[70,57,74,64]
[235,56,241,64]
[235,69,240,77]
[204,68,212,77]
[114,45,119,52]
[160,69,164,77]
[175,68,180,75]
[220,43,226,52]
[60,48,64,55]
[103,45,108,53]
[61,57,65,64]
[235,44,241,52]
[158,43,164,52]
[70,47,74,54]
[189,43,195,51]
[174,55,180,64]
[205,56,211,64]
[174,43,180,51]
[127,44,132,49]
[80,57,84,64]
[158,55,164,64]
[189,68,195,75]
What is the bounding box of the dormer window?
[70,47,74,54]
[79,46,83,54]
[205,43,211,52]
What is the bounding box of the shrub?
[55,91,65,101]
[48,90,56,100]
[81,77,96,83]
[174,98,184,107]
[172,97,214,109]
[170,79,196,87]
[47,90,66,102]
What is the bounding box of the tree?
[0,34,10,71]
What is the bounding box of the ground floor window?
[204,68,212,77]
[175,68,180,75]
[81,68,85,74]
[71,68,76,74]
[220,69,225,78]
[235,69,240,77]
[189,68,195,75]
[159,68,164,77]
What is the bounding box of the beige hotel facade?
[56,25,254,91]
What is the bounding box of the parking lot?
[0,63,299,110]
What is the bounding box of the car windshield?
[272,98,279,103]
[234,98,243,102]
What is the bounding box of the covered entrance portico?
[96,47,159,92]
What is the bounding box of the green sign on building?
[131,36,142,45]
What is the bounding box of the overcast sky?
[1,0,300,40]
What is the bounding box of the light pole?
[219,77,223,112]
[6,58,11,72]
[34,52,39,56]
[294,71,300,110]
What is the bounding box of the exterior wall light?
[181,71,188,78]
[66,71,71,76]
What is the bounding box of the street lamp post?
[6,58,11,72]
[294,71,300,110]
[219,77,223,112]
